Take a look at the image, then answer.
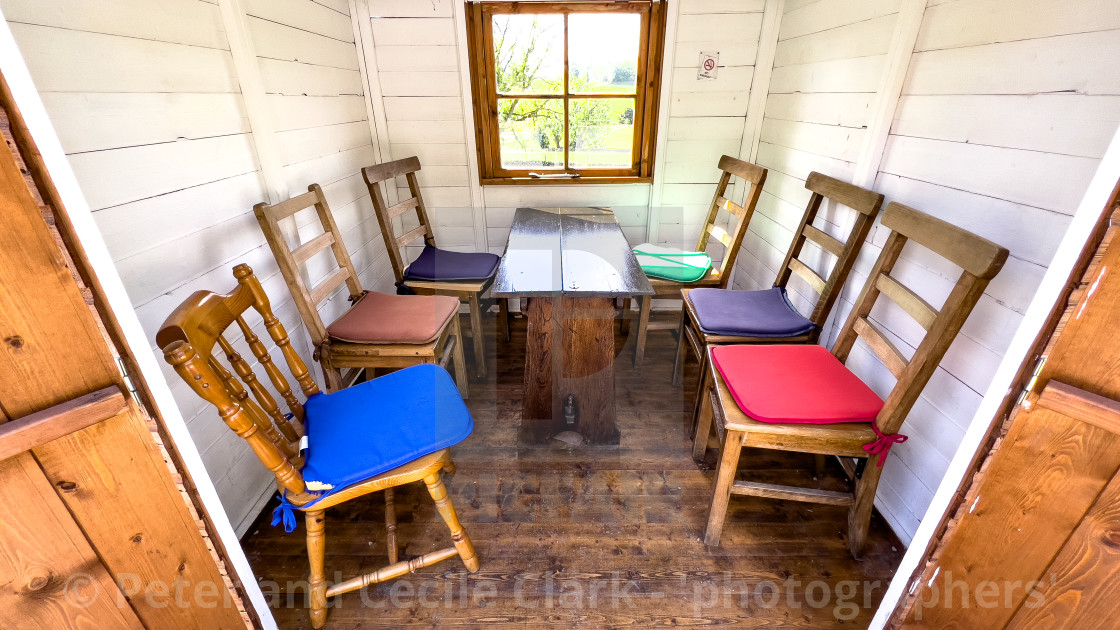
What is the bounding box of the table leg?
[519,296,620,445]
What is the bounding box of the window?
[466,1,667,184]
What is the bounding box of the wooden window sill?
[481,176,653,186]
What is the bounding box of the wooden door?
[890,190,1120,628]
[0,79,249,628]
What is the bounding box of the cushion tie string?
[863,423,908,467]
[271,492,298,533]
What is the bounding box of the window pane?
[493,14,564,95]
[569,98,634,169]
[568,14,641,94]
[498,98,564,170]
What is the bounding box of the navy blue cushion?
[299,364,473,494]
[690,287,815,337]
[404,246,500,281]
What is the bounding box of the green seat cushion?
[633,243,712,282]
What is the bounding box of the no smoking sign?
[698,51,719,80]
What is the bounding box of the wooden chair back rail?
[292,232,336,266]
[254,184,366,346]
[386,197,420,220]
[715,196,748,219]
[774,172,884,326]
[363,155,422,184]
[787,258,827,294]
[832,202,1009,435]
[157,265,320,504]
[694,155,767,280]
[362,157,439,285]
[309,267,352,306]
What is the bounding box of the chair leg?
[847,460,883,558]
[618,298,631,336]
[384,488,398,565]
[704,428,744,547]
[424,471,479,572]
[692,367,714,462]
[321,360,343,394]
[499,298,511,342]
[634,295,652,365]
[450,316,469,399]
[813,454,828,478]
[672,308,689,387]
[305,510,328,629]
[467,292,487,379]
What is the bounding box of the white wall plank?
[893,93,1120,159]
[10,23,240,93]
[904,30,1120,96]
[371,16,456,46]
[1,0,228,49]
[915,0,1120,52]
[243,0,354,42]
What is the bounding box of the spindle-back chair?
[156,264,479,628]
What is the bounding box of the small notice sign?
[698,51,718,80]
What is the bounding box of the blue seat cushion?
[299,364,473,494]
[690,287,815,337]
[404,246,500,282]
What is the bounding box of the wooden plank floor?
[243,312,904,628]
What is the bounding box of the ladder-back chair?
[254,184,467,396]
[693,203,1007,557]
[363,157,508,379]
[674,172,883,387]
[157,264,479,629]
[630,155,767,364]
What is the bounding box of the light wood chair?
[693,202,1008,557]
[254,184,467,396]
[673,172,883,386]
[156,264,479,629]
[362,157,509,379]
[629,155,767,364]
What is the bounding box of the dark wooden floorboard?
[243,312,904,628]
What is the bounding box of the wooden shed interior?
[2,1,1120,628]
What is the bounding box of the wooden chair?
[156,264,479,629]
[254,184,467,396]
[673,172,883,387]
[693,202,1008,557]
[362,157,509,379]
[630,155,767,364]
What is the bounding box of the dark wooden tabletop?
[492,207,653,298]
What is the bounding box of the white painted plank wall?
[657,0,764,254]
[1,0,388,535]
[733,0,1120,544]
[368,0,476,261]
[732,0,899,320]
[831,0,1120,543]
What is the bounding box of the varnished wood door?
[893,195,1120,628]
[0,80,248,627]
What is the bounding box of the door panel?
[0,78,248,627]
[894,194,1120,628]
[0,452,143,630]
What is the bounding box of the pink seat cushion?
[711,344,883,424]
[327,292,459,344]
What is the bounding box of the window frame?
[465,1,667,185]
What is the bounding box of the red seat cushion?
[327,292,458,344]
[711,344,883,424]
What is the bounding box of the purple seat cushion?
[690,287,815,337]
[404,246,500,282]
